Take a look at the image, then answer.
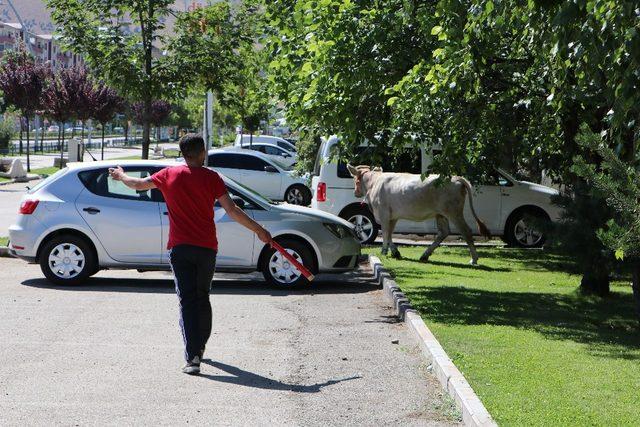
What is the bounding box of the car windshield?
[225,177,275,205]
[28,168,68,194]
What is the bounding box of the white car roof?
[209,147,285,168]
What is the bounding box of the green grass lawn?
[32,166,61,176]
[365,246,640,426]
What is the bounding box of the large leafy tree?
[90,82,125,160]
[168,0,268,146]
[0,47,50,172]
[47,0,177,159]
[43,67,74,165]
[265,0,640,297]
[265,0,434,162]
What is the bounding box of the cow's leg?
[387,219,401,258]
[450,214,479,265]
[420,215,450,262]
[380,217,389,256]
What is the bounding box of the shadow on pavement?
[20,270,379,296]
[199,360,361,392]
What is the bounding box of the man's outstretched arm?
[108,166,157,190]
[217,193,272,243]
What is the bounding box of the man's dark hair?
[179,133,205,160]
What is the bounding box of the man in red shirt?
[108,134,271,375]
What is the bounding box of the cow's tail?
[455,177,492,240]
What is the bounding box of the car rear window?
[336,146,421,178]
[27,168,68,194]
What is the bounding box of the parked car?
[113,127,124,134]
[311,136,562,247]
[47,125,60,133]
[239,142,297,168]
[235,134,297,153]
[8,160,360,287]
[205,148,311,206]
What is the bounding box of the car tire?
[39,234,97,285]
[504,209,548,248]
[261,238,313,288]
[341,206,379,245]
[284,185,311,206]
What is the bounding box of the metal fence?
[0,137,144,157]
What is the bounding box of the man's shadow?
[199,360,360,393]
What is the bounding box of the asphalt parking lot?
[0,258,460,426]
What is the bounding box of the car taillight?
[316,182,327,202]
[19,199,39,215]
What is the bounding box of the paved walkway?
[0,259,459,426]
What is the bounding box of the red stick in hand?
[270,240,315,281]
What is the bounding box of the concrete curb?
[0,246,13,258]
[369,255,497,427]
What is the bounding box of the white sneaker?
[181,356,201,375]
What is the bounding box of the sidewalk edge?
[369,255,497,427]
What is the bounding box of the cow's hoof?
[391,251,402,259]
[470,259,478,266]
[381,249,389,256]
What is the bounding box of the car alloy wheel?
[48,243,85,279]
[268,248,303,285]
[286,187,305,205]
[513,219,543,247]
[348,214,374,243]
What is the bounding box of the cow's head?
[347,164,381,198]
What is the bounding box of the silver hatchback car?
[8,161,361,287]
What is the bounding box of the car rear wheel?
[504,210,548,248]
[341,206,379,244]
[39,235,97,285]
[285,185,311,206]
[261,239,313,288]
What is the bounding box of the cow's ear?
[346,164,359,177]
[373,166,383,172]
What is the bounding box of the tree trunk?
[141,99,152,159]
[580,269,610,297]
[60,124,65,169]
[101,126,105,160]
[40,119,45,152]
[632,263,640,325]
[19,121,23,155]
[25,116,30,172]
[124,120,129,144]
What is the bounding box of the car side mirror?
[264,165,278,173]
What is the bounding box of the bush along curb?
[369,255,496,427]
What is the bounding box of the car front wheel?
[504,210,548,248]
[39,235,97,285]
[261,239,313,288]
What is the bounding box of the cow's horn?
[346,164,359,177]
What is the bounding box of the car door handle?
[501,193,510,196]
[163,212,169,215]
[83,207,100,214]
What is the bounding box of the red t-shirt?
[151,165,227,250]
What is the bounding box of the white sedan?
[206,148,311,205]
